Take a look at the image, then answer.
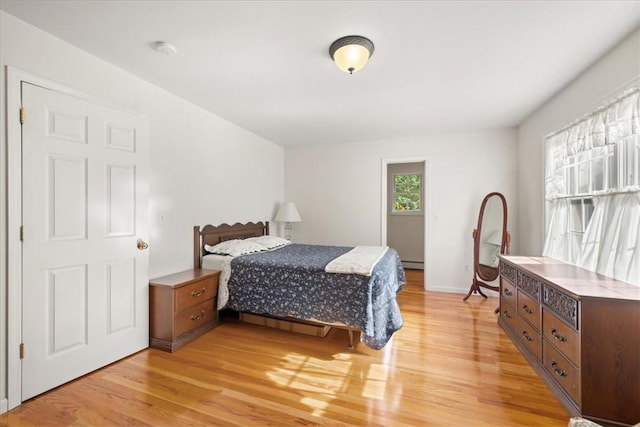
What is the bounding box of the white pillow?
[246,235,291,250]
[204,239,241,255]
[225,240,269,257]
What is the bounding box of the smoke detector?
[151,41,177,56]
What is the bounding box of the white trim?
[7,66,24,411]
[381,156,432,290]
[5,66,147,410]
[0,398,7,414]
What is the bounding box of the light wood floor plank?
[2,270,569,426]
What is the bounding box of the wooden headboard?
[193,221,269,268]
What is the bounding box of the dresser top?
[499,256,640,301]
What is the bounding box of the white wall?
[284,128,518,293]
[0,11,284,409]
[517,28,640,255]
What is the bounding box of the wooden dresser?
[149,269,220,352]
[498,256,640,426]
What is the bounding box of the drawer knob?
[503,310,512,319]
[191,288,206,297]
[551,360,567,377]
[522,304,533,314]
[521,330,533,342]
[503,288,513,297]
[190,310,205,321]
[551,328,567,342]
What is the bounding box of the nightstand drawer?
[175,300,216,337]
[175,276,218,312]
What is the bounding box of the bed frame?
[192,221,360,349]
[193,221,269,269]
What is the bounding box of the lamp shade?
[275,202,301,223]
[329,35,374,74]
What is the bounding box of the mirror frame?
[463,192,509,301]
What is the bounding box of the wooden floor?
[2,270,569,426]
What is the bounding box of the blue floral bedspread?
[227,244,406,349]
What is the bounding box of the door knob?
[137,239,149,250]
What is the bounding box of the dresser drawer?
[175,276,218,313]
[500,304,517,333]
[517,290,541,332]
[543,340,581,404]
[175,299,216,337]
[517,316,542,361]
[543,309,580,366]
[500,277,516,308]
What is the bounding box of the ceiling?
[2,1,639,146]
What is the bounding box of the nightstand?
[149,269,220,352]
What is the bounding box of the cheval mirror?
[463,192,510,301]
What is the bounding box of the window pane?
[634,134,640,185]
[592,156,604,191]
[607,145,618,190]
[394,174,420,192]
[623,136,636,187]
[578,154,590,194]
[584,199,594,227]
[567,159,577,196]
[395,193,421,211]
[569,199,583,232]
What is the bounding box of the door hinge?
[19,343,24,359]
[20,226,24,241]
[19,107,25,124]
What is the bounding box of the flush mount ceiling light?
[329,35,374,74]
[151,41,177,56]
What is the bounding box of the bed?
[193,221,406,349]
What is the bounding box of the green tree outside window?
[393,174,421,212]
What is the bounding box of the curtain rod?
[544,86,639,140]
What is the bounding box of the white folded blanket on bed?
[325,246,389,276]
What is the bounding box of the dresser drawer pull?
[191,288,206,297]
[551,360,567,377]
[522,304,533,314]
[521,330,533,342]
[551,328,567,342]
[503,310,512,319]
[190,310,205,321]
[503,288,513,297]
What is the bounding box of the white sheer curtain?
[543,87,640,286]
[543,198,570,261]
[576,195,612,271]
[577,193,640,285]
[594,192,640,285]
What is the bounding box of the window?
[543,87,639,285]
[392,173,422,214]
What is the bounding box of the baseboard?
[426,284,499,298]
[402,261,424,270]
[1,398,8,414]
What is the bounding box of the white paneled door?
[20,82,149,400]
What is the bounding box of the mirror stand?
[463,230,511,300]
[463,192,510,302]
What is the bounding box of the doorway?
[381,157,430,289]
